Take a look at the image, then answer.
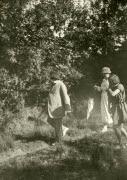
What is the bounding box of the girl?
[94,67,113,133]
[108,74,127,148]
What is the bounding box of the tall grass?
[0,103,124,180]
[0,109,14,152]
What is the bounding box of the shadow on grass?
[1,131,127,180]
[0,146,97,180]
[64,133,127,180]
[14,134,56,145]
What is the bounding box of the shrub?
[72,99,88,119]
[0,132,14,152]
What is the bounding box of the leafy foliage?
[0,0,127,111]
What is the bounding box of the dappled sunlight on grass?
[0,107,127,179]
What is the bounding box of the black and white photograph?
[0,0,127,179]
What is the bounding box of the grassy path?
[0,127,127,180]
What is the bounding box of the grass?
[0,106,127,179]
[0,132,14,153]
[0,109,15,153]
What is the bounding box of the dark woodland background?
[0,0,127,113]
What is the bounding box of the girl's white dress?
[101,79,113,124]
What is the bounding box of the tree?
[0,0,127,110]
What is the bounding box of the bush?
[73,99,88,119]
[0,132,14,152]
[0,109,15,152]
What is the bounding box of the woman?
[94,67,113,132]
[108,74,127,148]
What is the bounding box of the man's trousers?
[47,117,63,142]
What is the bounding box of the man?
[47,70,71,143]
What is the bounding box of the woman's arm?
[94,85,102,92]
[108,89,120,96]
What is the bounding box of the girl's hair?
[109,74,120,85]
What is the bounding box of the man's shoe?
[102,125,107,133]
[63,127,69,136]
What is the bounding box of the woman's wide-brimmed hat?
[109,74,120,85]
[102,67,111,74]
[50,71,61,80]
